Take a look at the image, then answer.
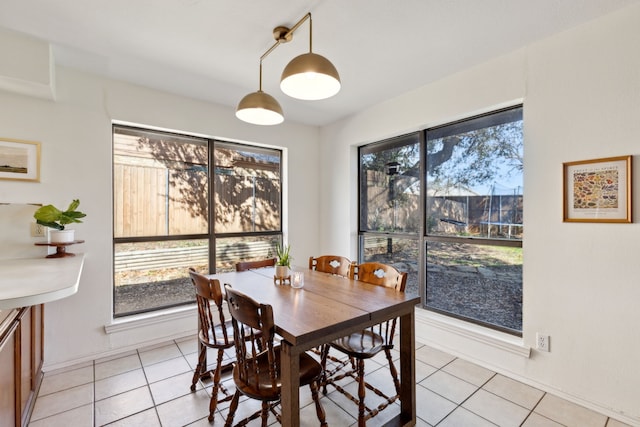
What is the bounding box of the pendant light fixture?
[236,12,340,125]
[235,61,284,126]
[280,14,341,100]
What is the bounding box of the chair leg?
[322,347,400,425]
[209,349,224,417]
[309,380,328,427]
[320,344,329,394]
[208,349,235,422]
[223,391,240,427]
[384,348,402,396]
[191,343,207,392]
[261,401,270,427]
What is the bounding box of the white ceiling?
[0,0,637,126]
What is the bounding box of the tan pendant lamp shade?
[236,57,284,125]
[280,52,340,100]
[235,90,284,126]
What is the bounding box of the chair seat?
[199,321,235,349]
[330,329,387,358]
[234,346,323,401]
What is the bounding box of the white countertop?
[0,254,84,309]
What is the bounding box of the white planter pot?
[50,229,75,243]
[275,265,289,278]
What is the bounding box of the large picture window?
[113,126,282,317]
[357,106,523,334]
[425,106,523,334]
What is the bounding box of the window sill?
[105,305,196,334]
[414,308,531,358]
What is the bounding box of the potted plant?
[34,199,86,243]
[275,243,292,278]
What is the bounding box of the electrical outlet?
[536,333,550,352]
[31,222,46,237]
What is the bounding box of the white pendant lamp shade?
[280,52,341,100]
[235,90,284,125]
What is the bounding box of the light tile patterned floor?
[28,336,633,426]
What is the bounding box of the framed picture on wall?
[0,138,41,182]
[563,155,632,223]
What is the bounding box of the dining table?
[208,266,421,427]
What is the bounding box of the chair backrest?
[224,284,278,390]
[349,262,407,346]
[189,268,232,346]
[308,255,352,277]
[349,262,407,292]
[235,257,277,272]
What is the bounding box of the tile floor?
[28,336,633,427]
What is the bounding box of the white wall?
[0,64,321,367]
[321,4,640,424]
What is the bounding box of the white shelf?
[0,254,84,309]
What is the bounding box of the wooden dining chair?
[187,268,237,421]
[321,261,407,427]
[308,255,352,277]
[235,257,277,272]
[308,255,353,358]
[223,284,328,427]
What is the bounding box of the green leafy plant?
[33,199,86,230]
[275,243,292,267]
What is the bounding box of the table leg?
[280,341,301,427]
[399,308,417,425]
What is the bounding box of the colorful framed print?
[563,155,632,223]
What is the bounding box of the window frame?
[112,124,283,318]
[356,105,524,336]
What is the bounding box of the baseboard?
[42,330,196,373]
[415,308,530,357]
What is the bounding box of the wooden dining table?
[208,266,420,427]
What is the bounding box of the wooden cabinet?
[0,313,18,427]
[0,253,82,427]
[0,305,43,427]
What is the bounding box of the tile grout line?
[519,391,549,427]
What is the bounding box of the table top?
[210,267,420,349]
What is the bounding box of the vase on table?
[275,265,289,279]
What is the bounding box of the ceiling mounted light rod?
[259,13,310,62]
[236,12,340,125]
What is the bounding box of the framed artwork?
[0,138,41,182]
[563,155,632,223]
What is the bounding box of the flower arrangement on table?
[274,243,292,283]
